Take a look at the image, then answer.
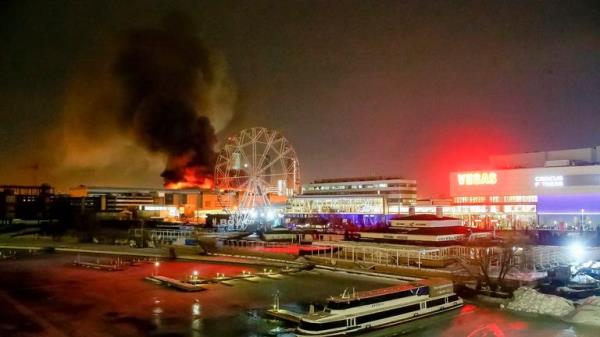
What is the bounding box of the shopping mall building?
[449,146,600,230]
[285,146,600,231]
[286,176,417,227]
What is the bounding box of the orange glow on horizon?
[164,167,214,190]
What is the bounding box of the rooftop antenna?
[341,288,349,299]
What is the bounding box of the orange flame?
[164,167,214,190]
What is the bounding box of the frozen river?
[0,253,597,337]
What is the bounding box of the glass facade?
[301,177,417,209]
[286,196,385,215]
[449,194,600,231]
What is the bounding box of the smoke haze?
[1,2,598,196]
[48,14,236,189]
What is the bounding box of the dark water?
[0,253,597,337]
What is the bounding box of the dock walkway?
[72,261,123,271]
[146,275,206,292]
[266,308,304,323]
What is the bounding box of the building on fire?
[68,185,235,224]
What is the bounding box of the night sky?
[0,1,599,196]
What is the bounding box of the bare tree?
[460,239,527,293]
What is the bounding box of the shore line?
[0,242,430,280]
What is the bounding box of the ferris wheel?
[214,127,300,230]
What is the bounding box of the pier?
[266,308,304,323]
[145,275,206,292]
[72,261,123,271]
[71,254,127,271]
[145,264,311,291]
[265,290,305,324]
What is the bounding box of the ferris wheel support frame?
[214,127,300,231]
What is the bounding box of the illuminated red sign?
[457,172,497,186]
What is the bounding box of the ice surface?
[568,296,600,326]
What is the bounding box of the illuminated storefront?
[285,195,387,227]
[287,195,385,215]
[396,203,537,230]
[286,147,600,231]
[450,147,600,230]
[302,176,417,211]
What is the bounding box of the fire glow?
[164,167,214,190]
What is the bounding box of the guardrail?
[219,239,291,248]
[310,241,600,272]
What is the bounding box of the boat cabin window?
[416,286,429,296]
[299,319,346,331]
[426,298,446,308]
[327,288,423,310]
[356,303,421,324]
[447,294,459,302]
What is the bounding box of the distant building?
[286,176,417,228]
[68,185,235,223]
[0,184,54,221]
[302,176,417,211]
[69,186,158,212]
[450,145,600,230]
[288,194,386,215]
[0,189,15,223]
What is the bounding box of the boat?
[357,215,494,246]
[295,278,463,336]
[556,285,600,299]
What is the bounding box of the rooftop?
[490,145,600,169]
[73,185,208,194]
[311,176,412,184]
[391,214,460,221]
[330,283,419,303]
[329,278,452,302]
[293,194,385,199]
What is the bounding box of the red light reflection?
[467,323,506,337]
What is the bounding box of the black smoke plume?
[111,14,222,187]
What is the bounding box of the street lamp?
[154,261,160,276]
[569,242,585,261]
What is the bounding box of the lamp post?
[154,261,160,276]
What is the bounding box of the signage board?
[534,175,564,187]
[457,172,497,186]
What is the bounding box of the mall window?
[453,196,486,204]
[504,205,536,213]
[503,195,538,203]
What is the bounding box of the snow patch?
[506,287,575,318]
[568,296,600,326]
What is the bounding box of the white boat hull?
[296,301,463,337]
